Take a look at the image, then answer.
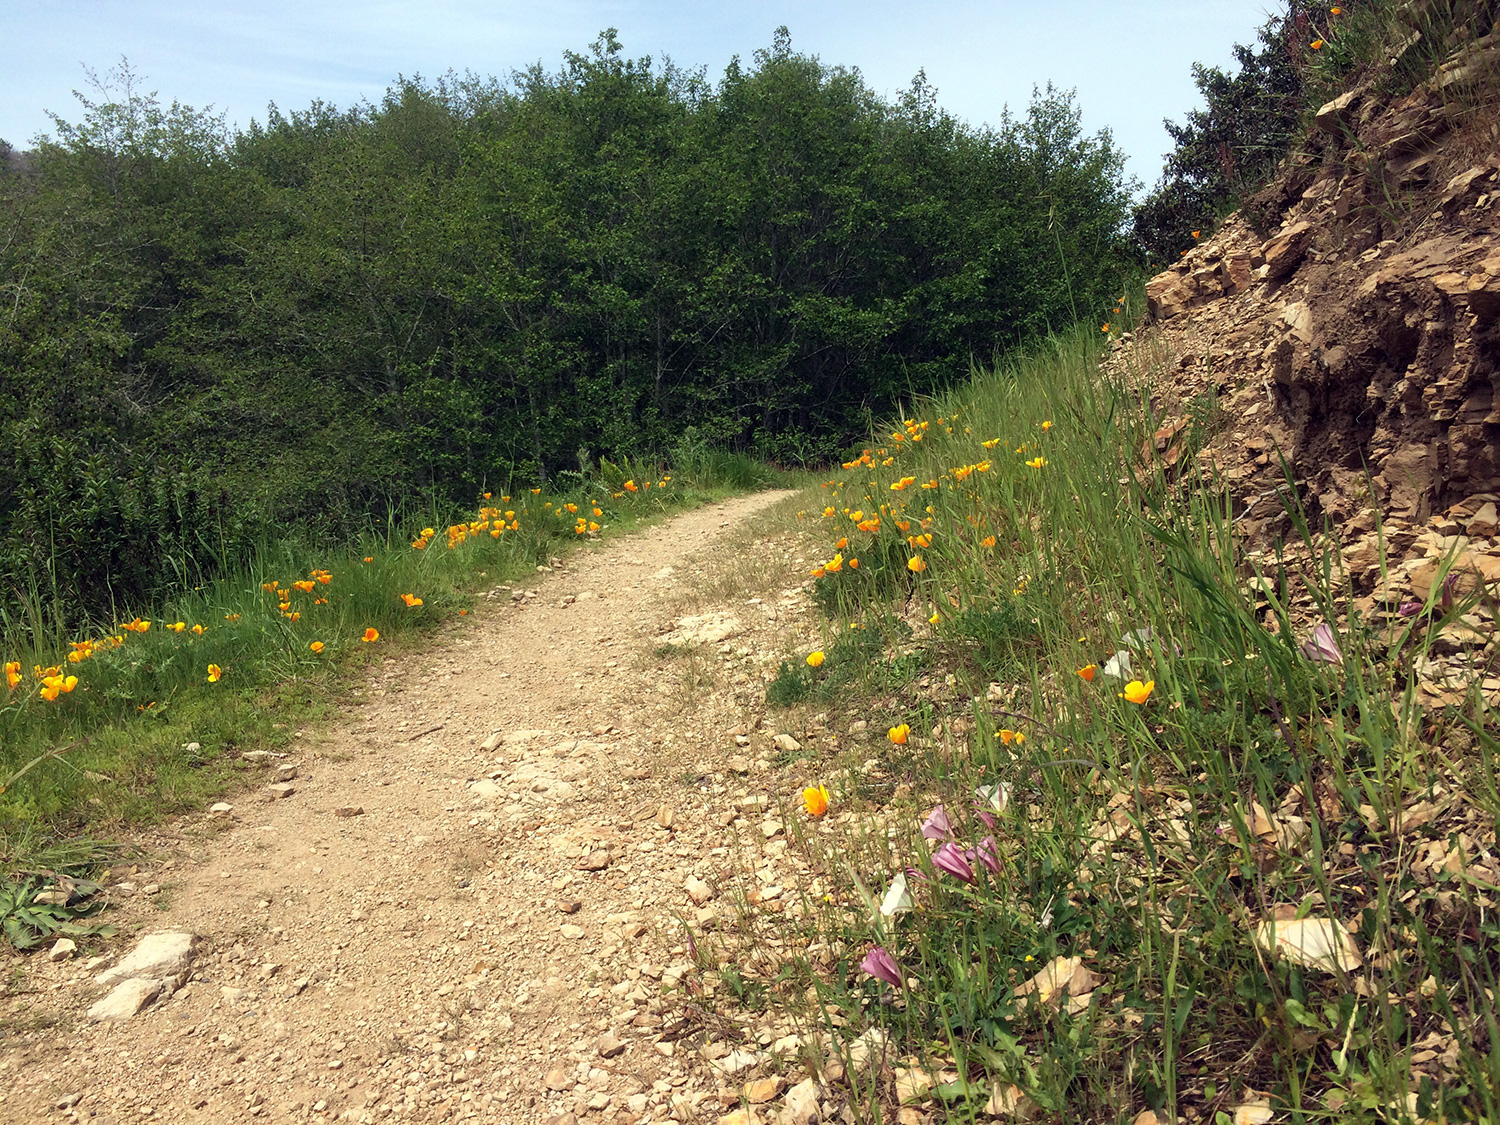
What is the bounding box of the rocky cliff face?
[1134,50,1498,532]
[1118,35,1498,703]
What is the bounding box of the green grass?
[709,313,1500,1123]
[0,455,782,864]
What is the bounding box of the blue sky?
[0,1,1276,190]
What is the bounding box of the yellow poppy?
[806,651,825,668]
[309,641,325,653]
[888,723,910,745]
[362,628,380,643]
[207,664,222,683]
[1077,664,1097,682]
[907,556,926,573]
[1119,679,1155,704]
[401,593,424,607]
[802,785,830,817]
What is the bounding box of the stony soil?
[3,489,843,1125]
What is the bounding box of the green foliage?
[1,40,1135,626]
[1133,0,1498,262]
[1132,3,1311,262]
[0,877,115,951]
[765,660,813,707]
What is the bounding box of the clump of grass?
[736,316,1499,1122]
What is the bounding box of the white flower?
[1102,649,1133,679]
[975,782,1010,814]
[880,872,914,916]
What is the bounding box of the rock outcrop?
[1130,46,1498,534]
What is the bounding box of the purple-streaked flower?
[860,945,902,987]
[970,836,1002,875]
[1441,573,1459,612]
[976,810,997,830]
[904,865,931,885]
[933,841,976,883]
[920,805,953,841]
[1300,621,1343,665]
[1399,599,1423,617]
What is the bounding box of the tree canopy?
[0,34,1135,621]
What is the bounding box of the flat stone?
[545,1066,573,1091]
[596,1031,627,1058]
[558,900,583,914]
[274,763,299,782]
[48,938,76,962]
[469,778,502,799]
[685,876,714,905]
[772,733,801,753]
[1467,501,1499,537]
[96,931,198,988]
[208,802,234,817]
[560,924,585,939]
[714,1048,764,1077]
[267,783,295,799]
[744,1076,785,1103]
[577,850,611,871]
[785,1079,821,1125]
[655,805,675,830]
[88,977,163,1021]
[333,806,364,817]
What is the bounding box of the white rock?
[96,930,199,988]
[772,734,802,753]
[847,1027,888,1068]
[48,938,77,962]
[712,1048,763,1076]
[684,877,714,905]
[208,802,234,817]
[1253,917,1362,973]
[785,1078,821,1125]
[88,977,163,1021]
[469,778,503,800]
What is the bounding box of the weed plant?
[738,316,1499,1122]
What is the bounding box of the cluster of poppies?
[806,415,1054,593]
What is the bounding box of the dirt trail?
[6,489,818,1125]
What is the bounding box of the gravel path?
[6,489,827,1125]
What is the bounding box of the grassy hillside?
[717,316,1498,1122]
